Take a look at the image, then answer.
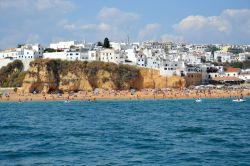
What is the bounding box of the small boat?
[195,98,202,102]
[64,100,71,103]
[232,98,246,102]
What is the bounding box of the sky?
[0,0,250,48]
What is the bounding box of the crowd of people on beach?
[0,85,249,102]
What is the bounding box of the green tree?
[0,60,26,87]
[17,44,24,48]
[103,37,110,48]
[97,41,103,46]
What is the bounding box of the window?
[70,53,73,55]
[76,53,79,55]
[175,64,177,66]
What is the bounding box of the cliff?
[22,59,186,93]
[133,68,186,89]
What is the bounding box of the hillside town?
[1,39,250,87]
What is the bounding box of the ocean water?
[0,98,250,166]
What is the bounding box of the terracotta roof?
[212,76,243,81]
[226,67,240,73]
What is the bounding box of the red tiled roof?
[226,67,240,73]
[212,76,243,81]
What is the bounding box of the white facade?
[66,52,85,61]
[147,56,161,69]
[239,52,250,62]
[136,53,147,67]
[50,41,78,50]
[224,71,239,77]
[160,60,185,76]
[125,49,137,64]
[0,44,43,60]
[88,50,100,61]
[214,51,232,63]
[44,52,67,60]
[99,49,125,64]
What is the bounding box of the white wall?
[43,52,67,60]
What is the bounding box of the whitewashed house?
[146,56,161,69]
[99,49,125,64]
[125,48,137,64]
[50,41,79,50]
[66,48,89,61]
[0,44,43,60]
[88,50,100,61]
[160,60,185,76]
[136,52,147,67]
[224,68,241,77]
[214,51,233,63]
[43,51,67,60]
[239,52,250,62]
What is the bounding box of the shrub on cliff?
[0,60,26,87]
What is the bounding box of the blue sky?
[0,0,250,48]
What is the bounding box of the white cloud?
[0,0,74,13]
[173,9,250,43]
[35,0,74,12]
[98,7,139,25]
[59,7,140,42]
[98,23,111,31]
[139,23,161,40]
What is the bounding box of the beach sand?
[0,88,249,102]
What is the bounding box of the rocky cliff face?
[22,60,186,93]
[133,68,186,89]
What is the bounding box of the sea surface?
[0,98,250,165]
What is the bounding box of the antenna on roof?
[127,34,130,45]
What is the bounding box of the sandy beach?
[0,87,249,102]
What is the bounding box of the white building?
[125,48,137,64]
[44,48,89,61]
[44,51,67,60]
[239,52,250,62]
[136,53,147,67]
[160,60,185,76]
[214,51,233,63]
[88,50,100,61]
[0,44,43,60]
[147,56,161,69]
[224,68,240,77]
[99,49,125,64]
[50,41,79,50]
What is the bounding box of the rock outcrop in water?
[22,59,186,93]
